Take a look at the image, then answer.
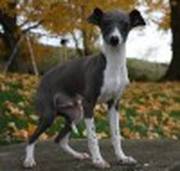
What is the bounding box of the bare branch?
[22,20,43,34]
[71,32,83,56]
[19,19,29,28]
[26,36,39,76]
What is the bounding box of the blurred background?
[0,0,179,145]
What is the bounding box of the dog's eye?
[120,22,129,31]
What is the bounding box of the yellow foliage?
[0,74,180,142]
[140,0,170,29]
[4,100,25,117]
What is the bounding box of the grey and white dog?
[23,7,145,169]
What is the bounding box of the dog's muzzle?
[110,36,119,46]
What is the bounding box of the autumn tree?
[1,0,179,80]
[31,0,180,80]
[0,1,20,71]
[0,0,137,72]
[0,0,42,72]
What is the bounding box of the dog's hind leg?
[55,121,90,160]
[54,120,72,143]
[23,112,55,168]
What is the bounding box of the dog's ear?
[87,7,104,25]
[129,9,146,28]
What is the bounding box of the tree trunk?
[164,0,180,80]
[82,30,91,56]
[0,2,21,71]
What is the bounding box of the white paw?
[118,156,137,165]
[74,152,90,160]
[93,159,111,169]
[23,158,36,168]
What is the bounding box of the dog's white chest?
[98,44,129,103]
[99,64,129,102]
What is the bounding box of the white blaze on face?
[111,27,123,45]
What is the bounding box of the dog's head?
[88,7,145,47]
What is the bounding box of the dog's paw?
[23,158,36,168]
[93,159,111,169]
[117,156,137,165]
[74,152,90,160]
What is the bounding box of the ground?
[0,140,180,171]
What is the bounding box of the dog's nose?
[110,36,119,46]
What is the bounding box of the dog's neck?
[101,42,127,69]
[98,41,128,103]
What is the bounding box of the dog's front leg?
[108,101,137,165]
[85,117,110,168]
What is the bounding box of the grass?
[127,58,167,81]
